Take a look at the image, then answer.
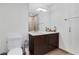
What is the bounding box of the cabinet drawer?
[48,34,59,44]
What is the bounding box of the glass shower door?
[67,17,79,54]
[71,18,79,54]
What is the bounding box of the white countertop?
[29,31,59,36]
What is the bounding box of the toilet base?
[0,53,7,55]
[8,48,23,55]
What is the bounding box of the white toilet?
[7,33,23,55]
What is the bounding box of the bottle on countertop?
[54,26,56,32]
[45,27,50,32]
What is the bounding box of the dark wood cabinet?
[29,33,59,55]
[48,34,59,51]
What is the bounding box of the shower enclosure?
[65,16,79,54]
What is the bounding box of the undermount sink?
[29,31,59,36]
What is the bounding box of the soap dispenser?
[54,26,56,32]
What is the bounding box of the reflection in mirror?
[28,15,39,31]
[28,3,53,32]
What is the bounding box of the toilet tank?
[7,33,23,50]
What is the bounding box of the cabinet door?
[29,35,34,55]
[48,34,59,51]
[33,35,48,55]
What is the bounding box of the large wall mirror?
[28,3,52,32]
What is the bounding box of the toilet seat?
[8,48,23,55]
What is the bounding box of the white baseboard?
[59,48,75,55]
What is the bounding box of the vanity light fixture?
[36,8,48,12]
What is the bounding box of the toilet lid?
[8,48,23,55]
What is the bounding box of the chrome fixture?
[64,16,79,21]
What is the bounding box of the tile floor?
[46,49,72,55]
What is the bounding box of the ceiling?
[28,3,55,16]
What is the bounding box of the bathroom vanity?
[29,31,59,55]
